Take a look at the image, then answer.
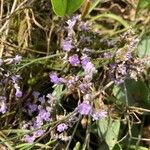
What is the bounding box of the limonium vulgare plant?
[1,0,150,150]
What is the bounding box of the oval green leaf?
[51,0,84,16]
[51,0,67,16]
[97,118,120,150]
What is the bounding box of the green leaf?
[113,144,123,150]
[113,79,150,108]
[52,85,65,103]
[73,142,81,150]
[66,0,84,15]
[97,118,120,150]
[51,0,67,16]
[112,85,126,105]
[51,0,84,16]
[138,36,150,66]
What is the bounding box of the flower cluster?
[22,92,54,143]
[0,55,22,114]
[0,96,7,114]
[107,30,142,84]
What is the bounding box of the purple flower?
[68,54,80,66]
[13,55,22,64]
[0,101,7,114]
[38,96,45,104]
[49,73,60,84]
[77,101,92,115]
[79,82,92,93]
[13,83,22,98]
[80,22,89,31]
[126,52,132,60]
[57,123,68,132]
[62,38,73,52]
[109,63,116,69]
[81,55,90,69]
[84,62,97,77]
[118,64,127,75]
[38,108,50,122]
[33,129,45,137]
[67,19,76,30]
[67,76,78,86]
[11,75,21,83]
[92,110,107,121]
[67,15,79,30]
[24,135,35,143]
[32,91,40,98]
[0,96,6,101]
[15,88,22,98]
[7,55,22,64]
[34,117,43,128]
[27,103,37,114]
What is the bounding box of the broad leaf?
[97,118,120,150]
[66,0,84,15]
[51,0,67,16]
[138,36,150,66]
[51,0,84,16]
[113,79,150,108]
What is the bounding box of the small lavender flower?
[27,103,37,114]
[13,55,22,64]
[84,62,97,78]
[38,108,51,122]
[69,54,80,66]
[77,101,92,115]
[57,123,68,132]
[67,19,76,30]
[35,116,43,127]
[118,64,127,75]
[24,135,35,143]
[0,96,6,101]
[38,96,45,104]
[11,75,21,83]
[6,55,22,64]
[32,91,40,98]
[81,55,90,69]
[14,83,22,98]
[33,129,45,137]
[67,76,78,86]
[79,82,92,93]
[92,110,107,121]
[62,38,73,52]
[15,89,22,98]
[109,63,117,69]
[67,15,79,31]
[0,100,7,114]
[80,22,89,31]
[49,73,60,84]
